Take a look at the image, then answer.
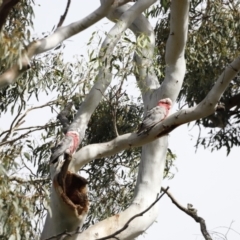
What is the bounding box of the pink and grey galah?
[50,131,80,164]
[137,98,172,135]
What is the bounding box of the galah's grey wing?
[137,106,165,134]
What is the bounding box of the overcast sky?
[30,1,240,239]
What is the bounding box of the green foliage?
[0,25,178,237]
[152,0,240,153]
[0,43,92,238]
[0,173,50,239]
[0,0,34,69]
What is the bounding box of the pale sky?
[29,1,240,239]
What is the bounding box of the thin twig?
[0,100,57,140]
[0,123,56,138]
[44,227,81,240]
[212,224,240,237]
[0,123,57,147]
[225,220,234,238]
[3,99,24,141]
[15,100,57,128]
[20,155,37,177]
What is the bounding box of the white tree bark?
[42,0,160,239]
[70,54,240,172]
[0,0,119,89]
[2,0,240,239]
[38,0,240,239]
[67,1,189,240]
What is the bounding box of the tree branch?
[56,0,71,28]
[203,92,240,128]
[161,187,213,240]
[157,0,189,103]
[43,187,169,240]
[0,123,57,147]
[96,187,169,240]
[6,175,49,184]
[0,0,116,89]
[9,101,56,133]
[71,55,240,172]
[113,0,134,7]
[50,0,158,166]
[45,1,166,239]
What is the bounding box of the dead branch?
[161,187,213,240]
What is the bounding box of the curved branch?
[0,0,115,89]
[71,55,240,171]
[50,0,158,166]
[74,136,168,240]
[106,2,160,106]
[70,2,189,240]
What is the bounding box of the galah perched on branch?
[137,98,172,135]
[50,131,80,164]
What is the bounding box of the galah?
[137,98,172,135]
[50,131,80,164]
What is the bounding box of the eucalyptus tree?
[153,0,240,153]
[0,0,240,240]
